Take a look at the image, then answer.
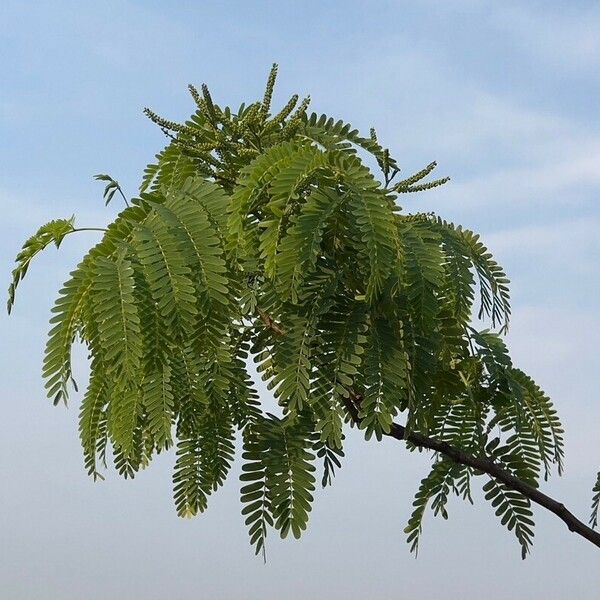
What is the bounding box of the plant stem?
[258,305,600,551]
[341,393,600,550]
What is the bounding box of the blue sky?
[2,1,600,598]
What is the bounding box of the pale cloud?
[422,0,600,71]
[492,2,600,70]
[485,217,600,259]
[428,134,600,212]
[424,92,571,157]
[322,28,600,202]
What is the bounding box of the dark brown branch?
[341,393,600,550]
[257,307,286,336]
[258,306,600,550]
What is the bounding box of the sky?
[1,1,600,598]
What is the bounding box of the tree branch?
[258,305,600,550]
[341,393,600,550]
[257,307,286,336]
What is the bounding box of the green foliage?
[94,173,128,206]
[8,65,570,558]
[591,472,600,529]
[8,217,75,314]
[483,478,534,559]
[405,459,458,555]
[241,415,316,558]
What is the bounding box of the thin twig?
[257,305,600,550]
[341,393,600,550]
[257,307,286,336]
[71,227,108,233]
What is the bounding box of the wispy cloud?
[486,217,600,259]
[493,3,600,71]
[438,146,600,212]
